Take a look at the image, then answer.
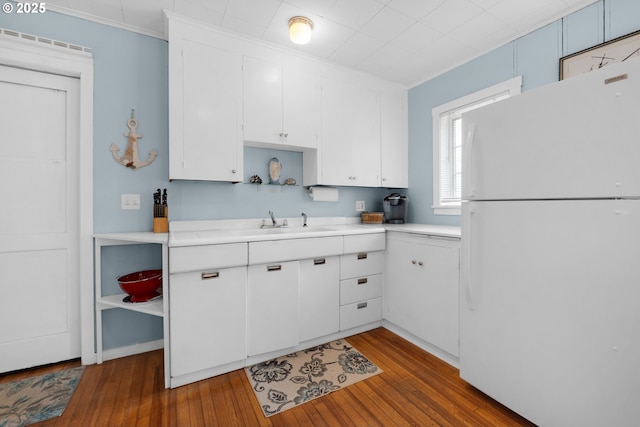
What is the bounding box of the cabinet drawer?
[340,251,383,279]
[340,297,382,331]
[169,243,247,273]
[249,236,342,264]
[340,274,382,305]
[343,233,385,254]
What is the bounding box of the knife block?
[153,207,168,233]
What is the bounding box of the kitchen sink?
[232,226,337,235]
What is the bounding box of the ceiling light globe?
[289,16,313,45]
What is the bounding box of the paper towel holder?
[306,186,339,202]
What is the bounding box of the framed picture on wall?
[559,29,640,79]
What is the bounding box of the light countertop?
[384,223,461,239]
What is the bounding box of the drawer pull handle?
[314,258,326,265]
[357,302,368,309]
[201,271,219,280]
[357,278,368,285]
[357,252,368,260]
[267,264,282,272]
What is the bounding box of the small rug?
[245,339,382,417]
[0,366,84,427]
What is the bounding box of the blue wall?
[408,0,640,226]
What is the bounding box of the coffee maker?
[383,193,408,224]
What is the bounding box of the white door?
[0,65,80,373]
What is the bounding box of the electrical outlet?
[121,194,140,210]
[356,200,365,212]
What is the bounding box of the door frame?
[0,31,95,364]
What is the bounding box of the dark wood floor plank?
[17,327,535,427]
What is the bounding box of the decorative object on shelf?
[284,178,296,185]
[560,29,640,79]
[110,109,157,169]
[250,174,263,184]
[268,157,282,184]
[307,186,339,202]
[288,16,314,45]
[153,188,168,233]
[245,339,381,417]
[118,269,163,303]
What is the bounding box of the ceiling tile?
[173,1,225,27]
[323,0,385,30]
[224,0,282,27]
[387,0,445,20]
[420,0,483,34]
[329,32,386,67]
[282,0,337,17]
[359,6,417,42]
[451,11,514,50]
[389,21,443,53]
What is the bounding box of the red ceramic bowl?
[118,269,162,302]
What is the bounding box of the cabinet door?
[169,266,247,377]
[384,238,424,335]
[419,242,459,356]
[247,261,299,356]
[169,38,243,182]
[283,66,319,149]
[243,56,283,145]
[299,256,339,342]
[380,91,408,188]
[385,236,460,356]
[321,76,380,187]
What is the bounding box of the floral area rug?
[245,339,382,417]
[0,366,84,427]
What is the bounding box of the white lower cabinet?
[169,266,247,377]
[385,232,460,356]
[339,234,385,330]
[299,256,340,342]
[247,261,300,356]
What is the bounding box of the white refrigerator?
[461,58,640,427]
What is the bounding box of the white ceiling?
[45,0,598,87]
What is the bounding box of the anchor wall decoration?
[110,110,157,170]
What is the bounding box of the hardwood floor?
[1,328,535,426]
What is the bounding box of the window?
[432,76,522,215]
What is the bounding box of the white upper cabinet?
[166,12,407,187]
[381,91,408,188]
[243,56,319,149]
[167,18,243,182]
[319,76,381,187]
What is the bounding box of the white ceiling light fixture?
[288,16,314,45]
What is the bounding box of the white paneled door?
[0,65,80,373]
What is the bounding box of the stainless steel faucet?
[301,212,308,227]
[269,210,277,226]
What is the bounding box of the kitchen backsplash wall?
[408,0,640,226]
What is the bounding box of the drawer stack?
[339,234,385,330]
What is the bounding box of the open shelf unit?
[94,232,169,388]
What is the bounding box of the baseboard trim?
[102,339,164,362]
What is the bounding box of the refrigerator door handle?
[462,204,476,310]
[462,123,476,199]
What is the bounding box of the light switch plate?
[356,200,365,212]
[121,194,140,210]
